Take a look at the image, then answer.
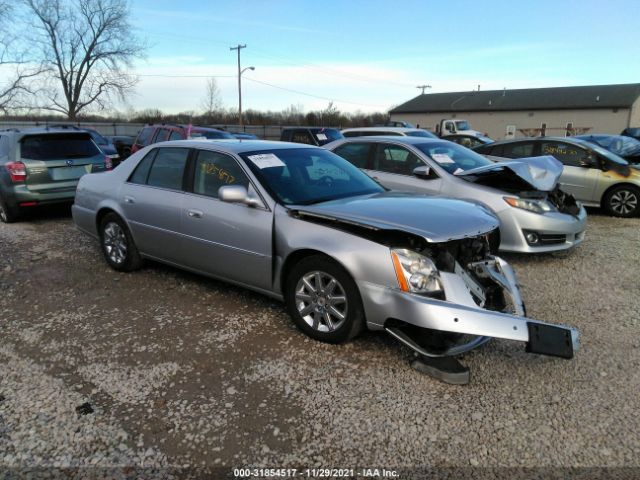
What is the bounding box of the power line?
[242,76,391,109]
[137,74,235,78]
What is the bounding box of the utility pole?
[416,85,431,95]
[230,44,247,126]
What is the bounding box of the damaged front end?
[382,229,579,361]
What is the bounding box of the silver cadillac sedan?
[325,136,588,253]
[72,140,578,378]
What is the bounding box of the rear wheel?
[603,185,640,217]
[285,255,365,344]
[99,213,142,271]
[0,197,18,223]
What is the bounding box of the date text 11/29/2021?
[233,468,399,478]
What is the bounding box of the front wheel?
[99,213,143,272]
[603,186,640,217]
[285,255,365,344]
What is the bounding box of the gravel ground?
[0,206,638,479]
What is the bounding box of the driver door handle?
[187,209,203,219]
[124,195,135,204]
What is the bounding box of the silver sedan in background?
[325,136,587,253]
[72,140,578,381]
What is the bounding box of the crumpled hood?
[457,155,563,191]
[290,191,499,243]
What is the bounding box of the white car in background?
[342,127,437,139]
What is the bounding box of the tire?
[603,185,640,217]
[99,213,143,272]
[285,255,365,344]
[0,196,18,223]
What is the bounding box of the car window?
[154,129,171,143]
[136,127,154,146]
[373,144,423,175]
[20,134,100,160]
[169,131,183,141]
[540,142,584,167]
[193,150,249,198]
[406,130,437,138]
[191,130,234,140]
[502,142,535,158]
[128,149,157,184]
[332,143,372,169]
[146,148,189,190]
[291,131,314,144]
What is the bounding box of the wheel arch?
[601,182,640,205]
[279,248,352,294]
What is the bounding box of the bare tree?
[0,1,42,113]
[24,0,146,119]
[200,78,223,119]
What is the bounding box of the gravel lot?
[0,207,639,479]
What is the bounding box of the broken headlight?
[503,196,556,214]
[391,249,443,295]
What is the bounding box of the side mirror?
[413,165,432,178]
[579,156,595,168]
[218,185,261,207]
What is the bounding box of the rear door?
[19,133,107,196]
[120,147,189,262]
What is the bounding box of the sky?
[124,0,640,115]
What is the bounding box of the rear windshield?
[20,135,101,160]
[312,129,343,145]
[191,130,234,140]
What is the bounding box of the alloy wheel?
[103,222,128,265]
[610,189,638,215]
[295,271,348,332]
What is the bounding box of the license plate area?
[526,322,574,359]
[49,165,92,181]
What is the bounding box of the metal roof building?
[390,83,640,139]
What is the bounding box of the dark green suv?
[0,128,111,223]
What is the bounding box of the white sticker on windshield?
[316,133,328,141]
[247,153,286,169]
[453,168,464,175]
[432,153,455,164]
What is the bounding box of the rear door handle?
[187,209,203,219]
[124,195,135,204]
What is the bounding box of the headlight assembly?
[504,196,556,214]
[391,248,443,295]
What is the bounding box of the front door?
[539,141,600,202]
[180,149,273,290]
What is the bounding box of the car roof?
[0,127,93,140]
[341,127,424,133]
[153,139,319,154]
[487,136,595,147]
[334,135,446,145]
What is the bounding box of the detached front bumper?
[360,257,579,359]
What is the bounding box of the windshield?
[313,128,343,145]
[455,121,471,131]
[191,130,234,140]
[241,148,383,205]
[477,135,494,144]
[580,135,640,157]
[21,134,101,160]
[415,141,493,174]
[406,130,437,138]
